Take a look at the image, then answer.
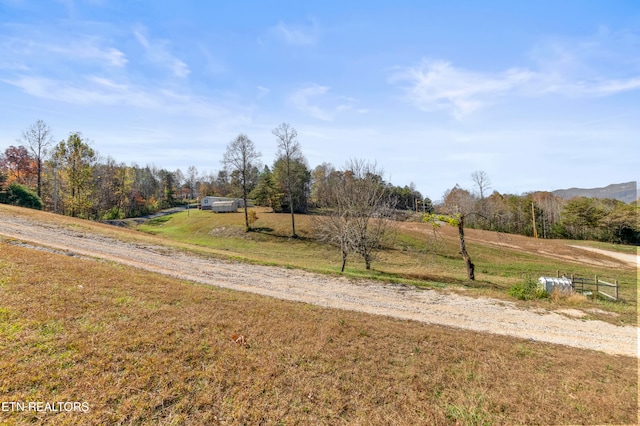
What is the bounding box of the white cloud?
[4,75,153,107]
[133,25,190,78]
[390,60,535,118]
[2,74,239,120]
[133,27,150,48]
[391,58,640,119]
[269,20,318,46]
[529,27,640,77]
[256,85,270,98]
[390,28,640,119]
[288,84,352,121]
[0,32,127,68]
[53,41,127,67]
[589,77,640,95]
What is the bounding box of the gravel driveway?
[0,214,637,358]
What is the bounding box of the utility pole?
[53,162,58,214]
[531,201,538,238]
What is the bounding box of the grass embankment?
[138,208,638,325]
[0,244,637,425]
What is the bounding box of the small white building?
[201,196,250,210]
[211,200,238,213]
[538,276,573,294]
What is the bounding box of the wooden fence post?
[615,280,618,301]
[594,275,598,300]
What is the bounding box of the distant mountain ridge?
[551,181,638,204]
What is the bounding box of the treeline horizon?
[1,120,638,245]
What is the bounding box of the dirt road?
[570,245,638,267]
[0,214,637,358]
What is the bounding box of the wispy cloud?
[390,60,535,118]
[4,75,153,107]
[133,25,190,78]
[51,40,127,67]
[392,28,640,119]
[198,44,225,75]
[269,20,319,46]
[2,74,238,120]
[0,31,127,69]
[288,84,352,121]
[529,27,640,76]
[256,85,270,98]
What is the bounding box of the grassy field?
[0,243,637,425]
[0,204,638,423]
[137,208,638,325]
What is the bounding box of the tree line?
[2,120,636,276]
[0,120,423,222]
[438,172,638,245]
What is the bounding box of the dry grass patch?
[0,243,637,425]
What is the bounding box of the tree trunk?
[363,246,372,270]
[243,202,249,231]
[458,217,475,280]
[242,183,250,232]
[341,245,347,273]
[289,190,297,237]
[36,157,42,198]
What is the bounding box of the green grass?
[135,208,637,324]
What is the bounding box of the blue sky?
[1,0,638,201]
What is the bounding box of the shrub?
[247,210,258,226]
[509,275,548,300]
[102,206,124,220]
[1,183,42,209]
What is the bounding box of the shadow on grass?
[249,227,274,233]
[249,228,316,243]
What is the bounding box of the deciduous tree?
[272,156,310,214]
[52,133,96,218]
[313,159,395,271]
[273,122,304,237]
[222,134,261,232]
[310,162,337,208]
[0,145,37,187]
[250,165,280,210]
[471,170,491,201]
[425,212,477,280]
[433,184,483,280]
[22,120,53,197]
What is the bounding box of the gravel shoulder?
[0,214,637,358]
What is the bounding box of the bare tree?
[186,165,198,199]
[222,134,261,232]
[273,122,303,237]
[313,159,395,271]
[471,170,492,226]
[471,170,491,200]
[22,120,53,198]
